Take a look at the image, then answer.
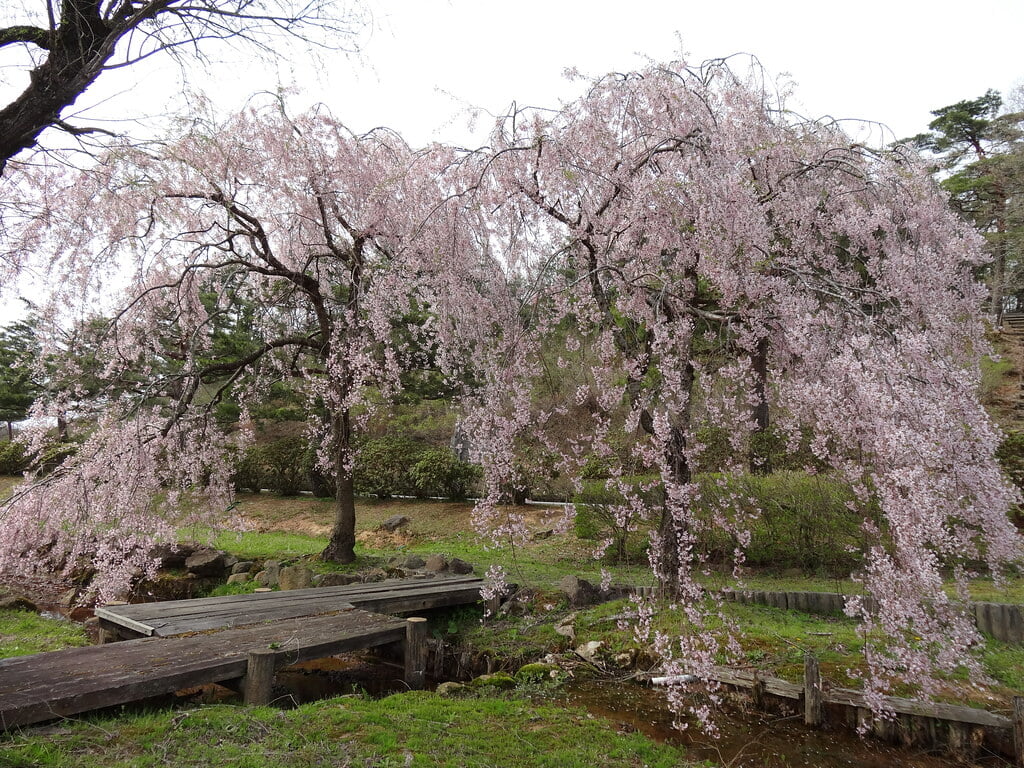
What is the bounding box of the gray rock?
[254,559,281,588]
[575,640,605,664]
[231,561,254,575]
[449,558,474,575]
[319,572,359,587]
[0,595,38,612]
[226,572,250,585]
[378,514,410,532]
[424,554,448,573]
[559,575,599,607]
[435,681,467,697]
[279,565,313,591]
[185,548,227,577]
[402,554,426,569]
[150,542,196,569]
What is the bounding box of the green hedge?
[0,440,28,475]
[573,470,866,574]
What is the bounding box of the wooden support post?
[1013,695,1024,768]
[485,594,501,618]
[244,649,278,706]
[804,652,823,727]
[751,672,765,711]
[405,617,429,690]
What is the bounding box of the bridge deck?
[95,575,484,638]
[0,609,406,730]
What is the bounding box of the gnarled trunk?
[322,409,356,563]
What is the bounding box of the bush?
[694,471,865,575]
[262,436,307,496]
[410,448,480,499]
[232,444,265,494]
[0,440,28,475]
[353,436,425,498]
[37,441,77,475]
[573,475,663,563]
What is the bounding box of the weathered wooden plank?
[97,576,484,638]
[0,610,406,730]
[804,653,823,726]
[110,576,484,621]
[825,688,1012,729]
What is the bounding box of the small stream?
[556,679,1002,768]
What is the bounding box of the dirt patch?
[232,493,570,541]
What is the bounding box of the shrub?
[694,471,865,575]
[232,444,265,494]
[262,436,307,496]
[410,448,480,499]
[0,440,28,475]
[572,475,663,563]
[353,436,424,498]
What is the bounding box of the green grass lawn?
[0,609,89,659]
[0,693,701,768]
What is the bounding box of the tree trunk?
[749,335,771,475]
[321,409,356,563]
[657,420,691,597]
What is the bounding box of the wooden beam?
[244,649,278,706]
[804,653,823,727]
[404,617,428,690]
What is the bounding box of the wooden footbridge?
[0,575,484,730]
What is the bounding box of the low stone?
[185,548,227,577]
[402,554,426,569]
[436,682,467,697]
[150,542,196,569]
[378,514,410,532]
[449,558,474,575]
[559,575,599,607]
[59,588,79,612]
[515,663,560,683]
[0,595,38,612]
[231,561,254,575]
[227,573,250,585]
[575,640,605,664]
[554,614,576,643]
[470,672,516,690]
[424,554,448,573]
[254,560,281,588]
[319,572,359,587]
[613,651,636,669]
[279,565,314,591]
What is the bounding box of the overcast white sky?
[53,0,1024,149]
[2,0,1024,322]
[255,0,1024,146]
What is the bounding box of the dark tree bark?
[0,0,362,173]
